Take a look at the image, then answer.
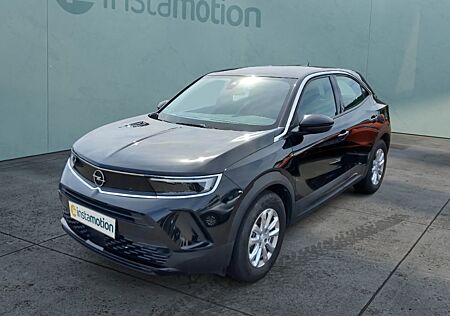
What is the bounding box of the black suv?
[59,66,390,282]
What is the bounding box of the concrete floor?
[0,133,449,315]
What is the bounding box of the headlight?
[69,150,77,168]
[148,175,221,196]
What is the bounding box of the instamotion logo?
[56,0,261,28]
[70,204,77,218]
[56,0,94,15]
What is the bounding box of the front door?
[286,76,353,214]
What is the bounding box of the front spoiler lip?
[61,218,179,275]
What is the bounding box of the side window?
[297,77,337,120]
[335,76,368,111]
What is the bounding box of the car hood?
[73,114,277,175]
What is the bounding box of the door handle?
[337,130,349,138]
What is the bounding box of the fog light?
[204,215,217,227]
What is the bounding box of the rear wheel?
[354,140,387,194]
[227,191,286,282]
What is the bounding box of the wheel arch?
[225,170,295,248]
[380,133,391,151]
[264,183,294,225]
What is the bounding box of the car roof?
[208,65,358,80]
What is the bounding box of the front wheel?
[227,191,286,282]
[354,140,387,194]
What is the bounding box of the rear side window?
[335,76,368,111]
[297,77,337,120]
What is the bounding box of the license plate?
[68,201,116,239]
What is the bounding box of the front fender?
[224,170,295,249]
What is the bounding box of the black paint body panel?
[60,66,391,275]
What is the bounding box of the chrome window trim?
[66,159,222,199]
[274,70,370,142]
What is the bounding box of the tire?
[353,140,387,194]
[227,190,286,282]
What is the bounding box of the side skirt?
[290,167,364,224]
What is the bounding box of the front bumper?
[59,161,242,275]
[61,217,178,274]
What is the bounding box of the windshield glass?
[158,75,296,131]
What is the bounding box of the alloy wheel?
[371,148,385,185]
[248,208,280,268]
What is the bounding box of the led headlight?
[148,175,221,196]
[69,150,77,168]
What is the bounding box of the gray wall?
[1,0,449,161]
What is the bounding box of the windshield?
[158,75,296,131]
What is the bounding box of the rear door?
[332,75,379,170]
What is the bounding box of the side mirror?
[157,100,168,110]
[299,114,334,134]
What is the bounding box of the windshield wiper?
[149,114,208,128]
[175,122,207,128]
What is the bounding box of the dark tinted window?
[297,77,337,120]
[335,76,368,110]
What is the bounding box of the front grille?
[64,212,171,266]
[73,155,156,194]
[61,185,136,222]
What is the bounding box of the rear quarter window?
[335,76,368,111]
